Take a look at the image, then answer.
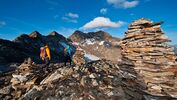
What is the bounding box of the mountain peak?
[69,30,89,42]
[48,31,66,41]
[48,31,59,36]
[29,31,42,38]
[69,30,117,42]
[73,30,84,34]
[88,30,112,40]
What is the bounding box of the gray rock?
[92,79,98,86]
[89,73,97,79]
[0,85,12,94]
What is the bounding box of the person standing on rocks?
[64,47,72,66]
[40,44,51,66]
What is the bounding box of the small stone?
[108,75,114,78]
[107,91,114,97]
[107,85,113,89]
[0,94,3,98]
[0,85,12,94]
[92,79,98,86]
[89,73,96,79]
[80,76,87,86]
[72,73,79,78]
[75,66,80,71]
[12,74,28,83]
[11,78,20,85]
[5,95,12,100]
[150,85,162,90]
[84,68,88,72]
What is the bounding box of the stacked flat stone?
[120,18,177,98]
[72,47,86,65]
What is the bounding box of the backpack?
[40,47,46,60]
[64,48,68,56]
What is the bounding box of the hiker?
[64,47,72,66]
[40,44,51,66]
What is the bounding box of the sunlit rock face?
[120,18,177,98]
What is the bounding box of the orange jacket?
[45,45,51,60]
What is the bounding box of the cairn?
[72,46,86,65]
[120,18,177,98]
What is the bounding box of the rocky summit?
[0,59,161,99]
[0,18,177,100]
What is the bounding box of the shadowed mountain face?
[69,30,122,62]
[0,31,72,64]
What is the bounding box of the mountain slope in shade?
[0,31,73,64]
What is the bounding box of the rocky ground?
[1,59,176,100]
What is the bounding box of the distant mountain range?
[171,45,177,55]
[1,30,176,64]
[69,30,120,42]
[0,31,70,64]
[0,30,121,64]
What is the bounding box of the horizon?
[0,0,177,44]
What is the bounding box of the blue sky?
[0,0,177,44]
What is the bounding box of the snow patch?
[84,53,100,62]
[99,41,105,45]
[84,38,95,45]
[72,42,79,46]
[12,73,30,82]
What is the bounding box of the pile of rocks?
[1,58,58,99]
[22,60,150,100]
[120,18,177,98]
[72,47,86,65]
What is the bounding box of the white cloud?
[62,12,79,23]
[100,8,108,14]
[107,0,139,9]
[0,21,6,27]
[81,17,125,30]
[62,17,77,23]
[67,13,79,18]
